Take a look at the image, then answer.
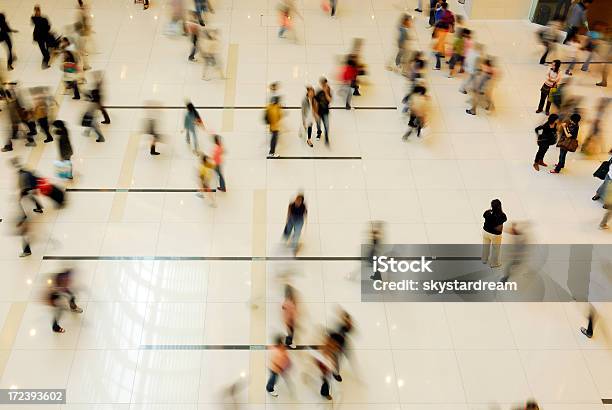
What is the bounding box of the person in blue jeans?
[184,102,203,152]
[283,194,307,254]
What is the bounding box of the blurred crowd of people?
[0,0,609,407]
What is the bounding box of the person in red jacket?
[341,55,358,109]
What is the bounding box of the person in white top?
[301,86,319,147]
[459,42,483,94]
[536,59,562,115]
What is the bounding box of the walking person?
[580,305,597,338]
[277,0,302,42]
[212,134,226,192]
[315,334,340,401]
[62,45,81,100]
[196,154,216,206]
[31,5,52,69]
[466,58,495,115]
[550,113,580,174]
[282,285,298,349]
[12,158,44,214]
[581,97,610,155]
[330,0,338,17]
[48,269,83,333]
[52,120,74,179]
[537,19,561,64]
[394,14,413,70]
[600,173,612,229]
[16,213,32,257]
[315,77,332,145]
[460,42,483,94]
[402,85,430,139]
[340,55,358,109]
[201,28,225,80]
[536,59,562,115]
[184,102,204,152]
[265,96,283,158]
[592,157,612,204]
[144,112,161,156]
[328,309,354,382]
[81,105,105,142]
[186,11,201,62]
[533,114,559,171]
[432,22,449,70]
[301,86,318,148]
[283,194,307,254]
[563,0,591,44]
[28,90,54,144]
[89,71,110,124]
[482,199,507,269]
[0,13,17,70]
[266,335,291,397]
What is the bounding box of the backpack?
[263,107,271,124]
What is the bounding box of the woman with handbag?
[533,114,559,171]
[536,59,562,116]
[550,113,580,174]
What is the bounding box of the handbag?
[594,160,611,180]
[557,137,578,152]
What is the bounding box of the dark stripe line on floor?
[66,188,213,193]
[42,256,363,261]
[602,399,612,404]
[140,344,321,351]
[104,105,398,110]
[268,156,362,160]
[41,256,482,261]
[545,60,610,64]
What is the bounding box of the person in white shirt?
[459,42,483,94]
[536,59,562,115]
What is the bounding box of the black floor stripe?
[42,256,363,261]
[42,255,481,261]
[268,156,362,160]
[545,60,610,65]
[66,188,210,193]
[140,344,321,351]
[602,398,612,404]
[105,105,398,110]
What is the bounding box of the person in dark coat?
[89,71,110,124]
[0,13,17,70]
[31,5,52,69]
[53,120,74,179]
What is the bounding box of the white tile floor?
[0,0,612,408]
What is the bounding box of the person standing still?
[301,86,318,148]
[533,114,559,171]
[31,5,52,69]
[536,60,562,115]
[283,194,307,254]
[551,113,580,174]
[315,78,332,144]
[482,199,507,268]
